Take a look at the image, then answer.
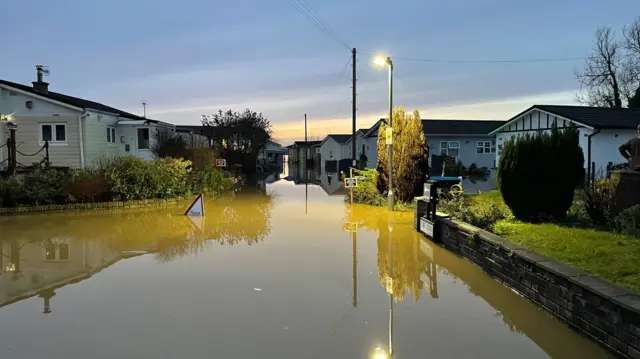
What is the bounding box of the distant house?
[288,140,322,163]
[0,69,173,169]
[423,119,505,169]
[257,140,285,168]
[489,105,640,177]
[360,120,385,168]
[319,134,353,173]
[361,119,503,170]
[174,125,210,149]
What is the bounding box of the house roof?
[293,140,322,148]
[422,119,505,135]
[326,134,352,144]
[490,105,640,134]
[533,105,640,129]
[0,79,150,121]
[362,119,386,138]
[357,128,368,134]
[175,125,206,134]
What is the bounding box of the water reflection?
[0,182,612,358]
[0,236,140,312]
[346,206,611,358]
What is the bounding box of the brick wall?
[436,217,640,358]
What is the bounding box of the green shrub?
[0,176,25,207]
[153,158,192,198]
[349,169,386,206]
[191,166,234,195]
[438,194,511,232]
[22,169,71,205]
[581,178,618,226]
[468,162,478,170]
[498,125,584,222]
[613,205,640,238]
[100,156,156,201]
[68,169,109,203]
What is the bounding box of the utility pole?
[304,113,308,161]
[351,48,357,168]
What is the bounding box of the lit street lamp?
[374,56,394,211]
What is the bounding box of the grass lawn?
[470,191,640,292]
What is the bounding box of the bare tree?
[576,27,625,107]
[623,17,640,107]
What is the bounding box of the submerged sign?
[185,194,205,217]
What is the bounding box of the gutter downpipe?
[78,111,90,168]
[587,128,601,185]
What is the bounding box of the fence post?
[44,141,50,167]
[9,128,17,175]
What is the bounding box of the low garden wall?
[416,201,640,358]
[0,196,193,215]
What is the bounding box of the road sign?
[385,127,393,145]
[344,177,358,188]
[185,194,205,217]
[315,147,321,154]
[215,159,227,167]
[343,221,358,232]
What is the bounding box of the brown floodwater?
[0,170,613,358]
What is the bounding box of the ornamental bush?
[497,125,584,222]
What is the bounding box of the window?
[477,141,494,154]
[107,127,116,144]
[440,141,460,158]
[43,239,70,261]
[40,123,66,143]
[137,128,150,150]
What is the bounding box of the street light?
[374,56,394,211]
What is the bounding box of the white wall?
[363,136,378,168]
[494,109,636,174]
[319,137,342,173]
[495,109,583,168]
[117,124,157,161]
[83,111,120,166]
[591,129,637,174]
[0,87,80,117]
[345,134,366,161]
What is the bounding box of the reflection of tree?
[348,205,433,302]
[0,194,273,264]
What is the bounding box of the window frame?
[42,239,71,262]
[137,127,150,150]
[107,126,117,145]
[441,141,460,158]
[477,140,495,154]
[40,123,67,145]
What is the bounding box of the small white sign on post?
[344,177,358,188]
[185,194,205,217]
[386,127,393,145]
[215,159,227,167]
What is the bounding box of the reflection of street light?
[374,56,394,211]
[372,347,389,359]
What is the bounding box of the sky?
[2,0,639,145]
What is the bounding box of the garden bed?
[455,191,640,292]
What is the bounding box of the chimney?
[32,65,49,93]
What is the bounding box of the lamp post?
[374,56,394,211]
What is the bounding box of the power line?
[286,0,351,50]
[323,56,352,96]
[359,51,586,64]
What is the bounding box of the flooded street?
[0,169,612,358]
